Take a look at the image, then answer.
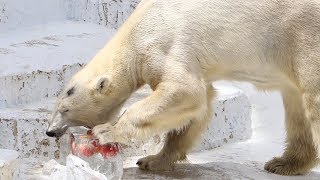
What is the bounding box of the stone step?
[0,83,252,162]
[0,0,139,31]
[0,149,19,180]
[0,21,115,108]
[0,63,82,108]
[0,0,140,108]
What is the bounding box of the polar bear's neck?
[83,0,156,91]
[78,0,167,98]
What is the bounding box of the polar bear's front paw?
[136,155,174,171]
[93,123,116,144]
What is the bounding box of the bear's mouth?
[55,126,69,139]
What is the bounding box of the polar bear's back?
[129,0,320,79]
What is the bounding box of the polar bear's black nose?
[46,131,56,137]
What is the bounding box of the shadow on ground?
[123,162,320,180]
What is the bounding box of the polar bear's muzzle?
[46,125,68,138]
[46,111,69,138]
[46,131,56,137]
[46,126,68,138]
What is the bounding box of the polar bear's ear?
[95,75,110,94]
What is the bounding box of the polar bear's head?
[46,73,127,138]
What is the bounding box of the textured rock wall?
[64,0,140,29]
[0,64,83,108]
[0,0,140,30]
[0,0,66,29]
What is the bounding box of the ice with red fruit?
[99,143,120,158]
[78,144,96,157]
[67,127,123,180]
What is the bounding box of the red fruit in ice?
[99,143,120,158]
[78,144,96,157]
[91,140,98,147]
[91,139,101,153]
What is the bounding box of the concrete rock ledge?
[0,63,83,108]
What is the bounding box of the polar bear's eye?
[99,81,105,90]
[67,87,75,96]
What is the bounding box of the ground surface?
[123,86,320,180]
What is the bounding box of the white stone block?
[0,149,19,180]
[195,83,252,151]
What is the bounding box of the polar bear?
[47,0,320,176]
